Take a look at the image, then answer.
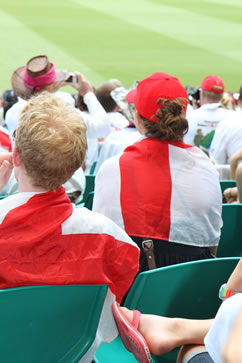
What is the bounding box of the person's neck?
[16,168,48,193]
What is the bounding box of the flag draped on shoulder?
[119,138,222,246]
[0,187,139,303]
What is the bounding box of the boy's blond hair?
[15,92,87,190]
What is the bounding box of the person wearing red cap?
[184,75,236,149]
[93,72,222,272]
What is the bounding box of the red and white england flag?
[93,138,222,247]
[0,126,12,152]
[0,187,139,303]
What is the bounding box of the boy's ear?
[13,146,22,167]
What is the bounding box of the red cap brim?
[126,89,136,104]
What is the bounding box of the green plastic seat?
[0,194,10,200]
[217,203,242,257]
[0,284,108,363]
[76,175,95,206]
[84,191,94,210]
[76,191,94,210]
[220,180,236,195]
[90,161,97,175]
[94,258,240,363]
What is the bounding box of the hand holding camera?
[66,72,93,96]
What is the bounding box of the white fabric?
[105,112,129,130]
[0,107,4,126]
[168,144,222,246]
[205,294,242,363]
[80,92,112,174]
[184,103,235,147]
[210,113,242,164]
[214,164,230,180]
[95,127,142,174]
[93,140,222,247]
[62,166,85,195]
[93,154,124,229]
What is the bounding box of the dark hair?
[76,93,88,112]
[141,98,188,141]
[2,89,18,119]
[95,82,117,112]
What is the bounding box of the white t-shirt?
[205,293,242,363]
[210,113,242,164]
[184,103,235,149]
[95,127,142,174]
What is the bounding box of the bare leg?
[119,306,213,356]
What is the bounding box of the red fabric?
[0,129,12,152]
[126,72,188,122]
[23,63,56,90]
[119,138,191,240]
[0,187,139,303]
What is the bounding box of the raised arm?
[70,73,111,138]
[235,163,242,203]
[230,148,242,179]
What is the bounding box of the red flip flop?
[112,301,152,363]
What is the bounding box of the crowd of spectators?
[0,54,242,362]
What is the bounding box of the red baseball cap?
[200,75,224,94]
[126,72,188,123]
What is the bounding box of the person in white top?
[95,81,129,130]
[209,112,242,165]
[184,75,235,149]
[94,84,142,174]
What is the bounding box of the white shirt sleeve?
[82,92,112,139]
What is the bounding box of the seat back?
[217,203,242,257]
[95,258,239,363]
[124,257,239,362]
[90,161,97,175]
[82,175,95,204]
[220,180,236,195]
[84,191,95,210]
[0,284,108,363]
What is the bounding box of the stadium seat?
[94,258,239,363]
[220,179,236,195]
[76,174,95,206]
[0,284,108,363]
[217,203,242,257]
[77,191,95,210]
[90,160,97,175]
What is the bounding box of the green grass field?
[0,0,242,92]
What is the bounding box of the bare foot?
[119,306,181,356]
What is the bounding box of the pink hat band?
[23,63,56,91]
